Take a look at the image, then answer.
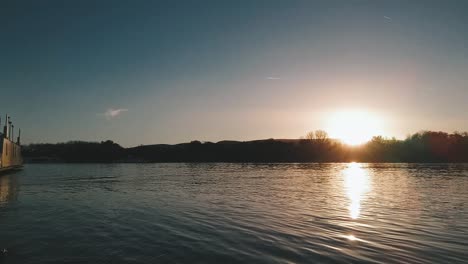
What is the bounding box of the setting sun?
[326,110,384,145]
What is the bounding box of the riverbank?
[22,131,468,163]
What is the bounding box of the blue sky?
[1,1,467,146]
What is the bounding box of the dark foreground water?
[0,163,467,263]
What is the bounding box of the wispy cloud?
[101,108,128,119]
[266,76,281,80]
[384,16,392,21]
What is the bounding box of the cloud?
[384,16,392,21]
[266,76,281,80]
[102,108,128,119]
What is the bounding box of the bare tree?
[305,130,329,144]
[305,131,315,141]
[314,130,329,144]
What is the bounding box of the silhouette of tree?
[314,130,329,144]
[305,130,329,144]
[22,131,468,163]
[305,131,315,141]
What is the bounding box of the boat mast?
[3,114,7,139]
[8,116,11,140]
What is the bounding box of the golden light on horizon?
[326,110,384,145]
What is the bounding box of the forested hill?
[23,131,468,163]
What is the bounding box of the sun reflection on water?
[0,174,18,206]
[343,162,371,219]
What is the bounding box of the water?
[1,163,467,263]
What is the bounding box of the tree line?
[22,131,468,163]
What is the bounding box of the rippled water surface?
[1,163,468,263]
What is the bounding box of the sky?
[1,0,467,147]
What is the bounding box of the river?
[0,163,467,263]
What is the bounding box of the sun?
[325,110,384,145]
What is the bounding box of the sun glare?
[343,162,371,219]
[326,110,383,145]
